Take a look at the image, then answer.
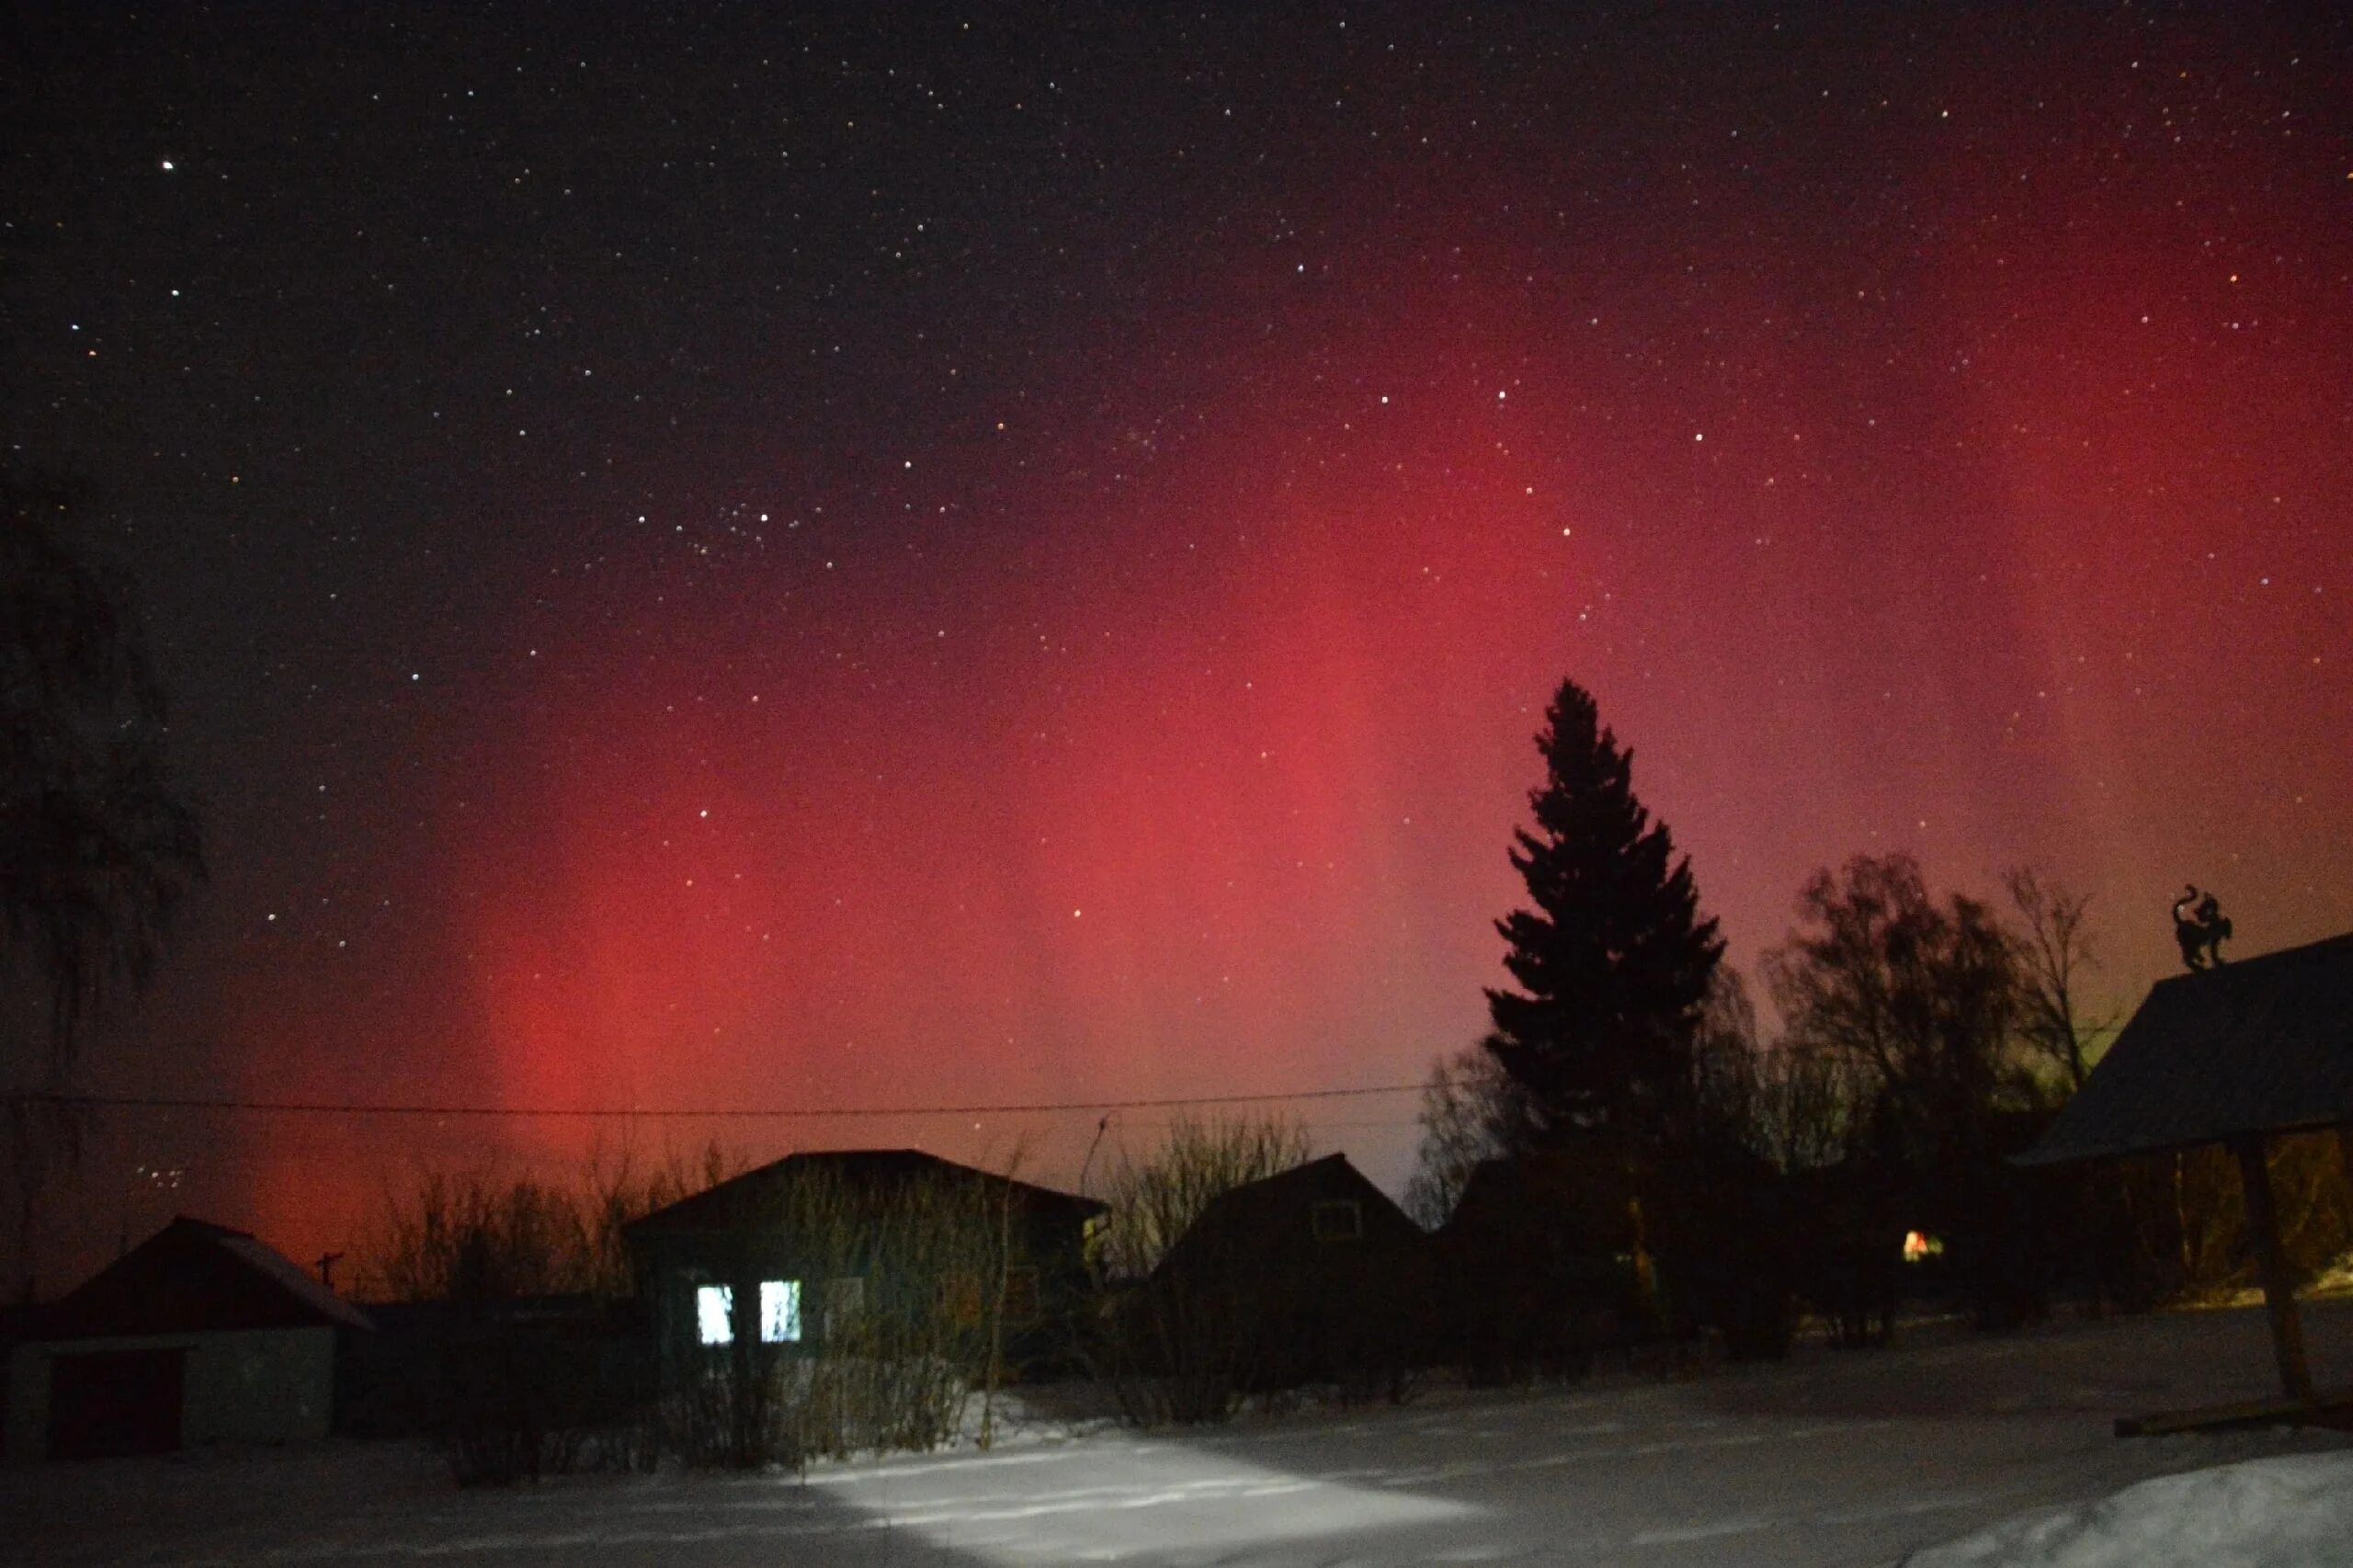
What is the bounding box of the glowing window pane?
[696,1283,734,1346]
[759,1278,801,1343]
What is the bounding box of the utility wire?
[5,1081,1427,1120]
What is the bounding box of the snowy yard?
[7,1300,2348,1568]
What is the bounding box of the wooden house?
[1438,1141,1792,1372]
[1436,1151,1647,1377]
[1150,1153,1434,1389]
[623,1149,1104,1381]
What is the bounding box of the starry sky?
[6,3,2349,1277]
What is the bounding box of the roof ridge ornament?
[2170,883,2233,971]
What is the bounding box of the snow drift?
[1906,1452,2353,1568]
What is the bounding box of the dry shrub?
[355,1142,731,1484]
[2097,1132,2353,1305]
[1086,1116,1311,1426]
[661,1157,1026,1471]
[361,1142,729,1304]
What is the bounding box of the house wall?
[637,1208,1097,1381]
[6,1325,338,1462]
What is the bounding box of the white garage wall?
[6,1326,339,1461]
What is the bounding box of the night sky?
[7,3,2349,1277]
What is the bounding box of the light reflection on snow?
[811,1438,1475,1562]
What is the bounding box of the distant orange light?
[1902,1230,1945,1264]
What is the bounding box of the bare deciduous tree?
[2002,867,2114,1096]
[1404,1038,1531,1228]
[1090,1115,1311,1424]
[3,475,205,1291]
[1765,854,2045,1328]
[360,1140,726,1305]
[1764,853,2029,1150]
[358,1142,734,1483]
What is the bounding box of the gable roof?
[1154,1153,1422,1281]
[1188,1152,1401,1218]
[44,1216,374,1339]
[2019,932,2353,1166]
[625,1148,1105,1236]
[1442,1148,1632,1233]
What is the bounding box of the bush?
[1083,1117,1310,1426]
[357,1147,718,1483]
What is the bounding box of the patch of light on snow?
[1904,1452,2353,1568]
[1629,1517,1772,1546]
[2307,1249,2353,1297]
[812,1440,1475,1562]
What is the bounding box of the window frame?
[1310,1199,1364,1242]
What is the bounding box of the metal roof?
[43,1216,374,1338]
[2018,932,2353,1166]
[624,1148,1105,1235]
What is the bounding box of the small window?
[759,1279,802,1343]
[821,1277,864,1338]
[1001,1265,1041,1324]
[1311,1199,1363,1242]
[938,1272,983,1326]
[696,1283,734,1346]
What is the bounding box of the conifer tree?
[1483,678,1722,1147]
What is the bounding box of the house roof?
[1438,1148,1644,1248]
[624,1148,1106,1236]
[42,1215,374,1339]
[1153,1153,1421,1281]
[1183,1152,1393,1217]
[2018,932,2353,1166]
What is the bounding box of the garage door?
[48,1346,187,1460]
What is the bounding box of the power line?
[5,1081,1427,1121]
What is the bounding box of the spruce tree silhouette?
[1483,679,1722,1148]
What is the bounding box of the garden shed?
[2018,931,2353,1429]
[5,1216,373,1461]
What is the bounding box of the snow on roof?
[45,1216,374,1338]
[213,1228,376,1333]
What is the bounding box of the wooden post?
[2232,1134,2313,1403]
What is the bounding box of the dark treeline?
[16,567,2347,1478]
[339,679,2353,1487]
[1405,677,2353,1372]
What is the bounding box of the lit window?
[1902,1230,1946,1264]
[759,1279,801,1343]
[1311,1200,1364,1242]
[696,1283,733,1346]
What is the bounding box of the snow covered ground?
[1905,1452,2353,1568]
[6,1299,2347,1567]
